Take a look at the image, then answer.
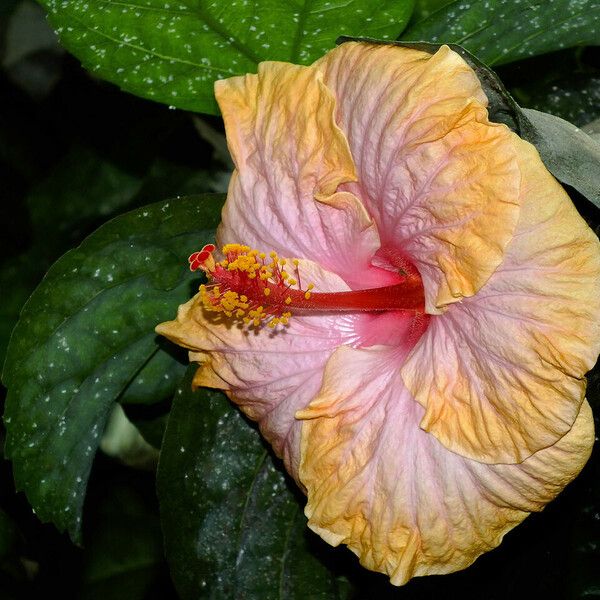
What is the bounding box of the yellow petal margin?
[401,138,600,464]
[214,60,383,288]
[156,259,358,481]
[314,42,522,313]
[298,346,594,585]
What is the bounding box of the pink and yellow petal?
[401,139,600,464]
[314,42,521,312]
[156,260,361,480]
[298,346,594,585]
[215,61,384,289]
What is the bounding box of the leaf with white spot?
[502,49,600,128]
[37,0,416,114]
[1,194,224,542]
[157,368,347,599]
[411,0,453,22]
[404,0,600,66]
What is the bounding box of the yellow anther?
[199,243,303,329]
[307,283,314,291]
[304,291,311,300]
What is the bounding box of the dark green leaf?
[525,74,600,128]
[79,469,176,600]
[411,0,453,22]
[157,367,344,600]
[39,0,416,115]
[118,341,186,406]
[520,108,600,208]
[404,0,600,66]
[500,49,600,128]
[2,194,224,541]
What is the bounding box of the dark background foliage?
[0,1,599,598]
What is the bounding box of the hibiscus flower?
[157,41,600,585]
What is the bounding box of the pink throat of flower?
[189,244,425,328]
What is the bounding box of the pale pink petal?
[401,140,600,463]
[315,42,521,312]
[298,346,594,585]
[156,260,361,480]
[215,61,386,289]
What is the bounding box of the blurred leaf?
[99,405,159,469]
[157,367,345,600]
[2,194,224,542]
[27,144,144,253]
[0,257,41,363]
[193,117,234,170]
[132,158,230,205]
[404,0,600,66]
[521,108,600,207]
[123,406,170,450]
[0,509,29,599]
[3,1,59,66]
[3,0,63,97]
[0,510,19,560]
[80,472,175,600]
[0,0,24,54]
[38,0,416,115]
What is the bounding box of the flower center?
[189,244,425,328]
